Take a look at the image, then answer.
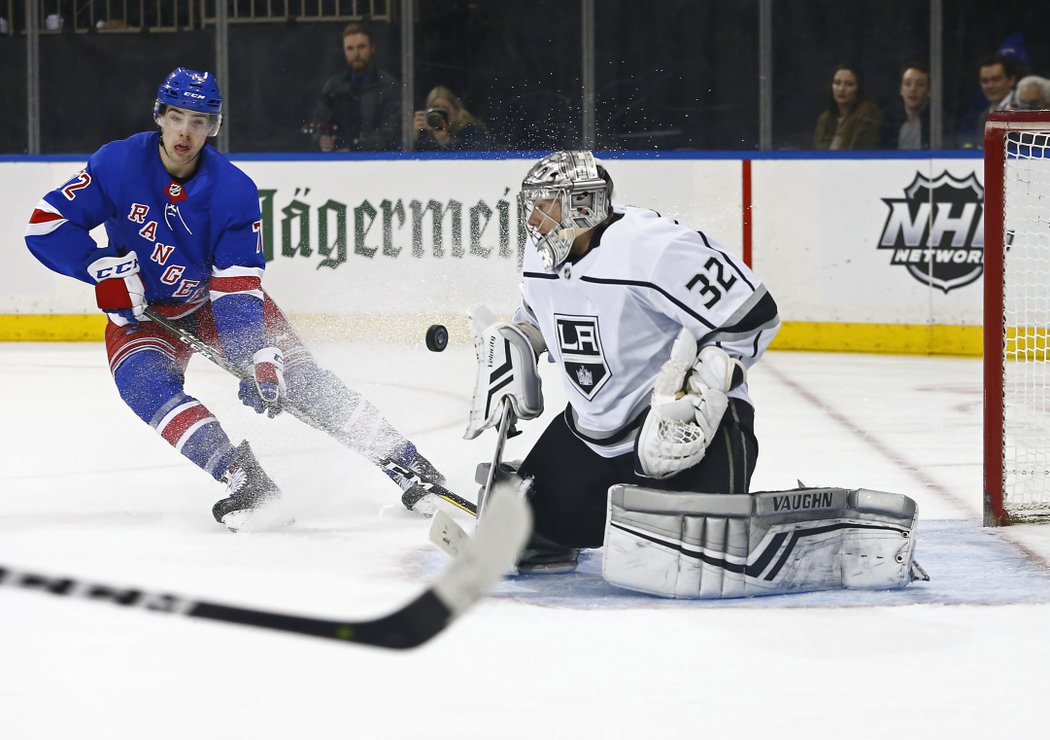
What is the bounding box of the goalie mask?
[153,67,223,137]
[518,151,612,269]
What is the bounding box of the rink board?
[1,152,984,355]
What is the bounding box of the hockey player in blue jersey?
[24,67,444,530]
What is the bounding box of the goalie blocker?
[603,485,926,599]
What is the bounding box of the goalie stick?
[431,398,521,558]
[430,509,471,557]
[0,484,528,649]
[143,307,478,517]
[477,398,518,517]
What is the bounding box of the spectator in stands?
[413,86,491,151]
[308,23,400,152]
[813,63,884,150]
[883,62,931,150]
[965,53,1022,146]
[1013,75,1050,110]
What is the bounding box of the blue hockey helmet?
[153,67,223,136]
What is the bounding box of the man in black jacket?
[310,23,401,151]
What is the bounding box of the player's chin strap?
[142,307,479,517]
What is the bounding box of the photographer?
[413,86,491,151]
[308,23,400,152]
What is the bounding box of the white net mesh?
[1002,129,1050,519]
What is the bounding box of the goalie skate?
[213,441,293,532]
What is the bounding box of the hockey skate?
[213,441,292,532]
[516,531,580,575]
[398,453,446,518]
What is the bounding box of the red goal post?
[984,110,1050,525]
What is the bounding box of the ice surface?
[2,341,1048,739]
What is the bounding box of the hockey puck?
[425,324,449,352]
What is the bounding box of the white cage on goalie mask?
[518,150,611,269]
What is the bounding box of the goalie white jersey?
[516,205,780,457]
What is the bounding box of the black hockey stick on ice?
[0,485,527,648]
[143,308,478,516]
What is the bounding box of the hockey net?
[984,111,1050,525]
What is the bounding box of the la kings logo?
[877,171,984,293]
[555,314,610,400]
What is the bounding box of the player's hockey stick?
[142,308,478,516]
[0,484,528,648]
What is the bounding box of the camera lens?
[425,107,449,130]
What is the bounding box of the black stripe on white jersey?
[523,271,739,331]
[574,276,719,330]
[696,231,756,291]
[563,403,647,448]
[700,289,780,353]
[701,289,776,340]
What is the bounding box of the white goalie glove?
[636,327,746,479]
[464,305,545,440]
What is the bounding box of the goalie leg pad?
[602,485,920,599]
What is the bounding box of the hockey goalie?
[462,149,926,598]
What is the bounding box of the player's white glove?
[636,327,746,479]
[88,251,146,327]
[238,346,286,418]
[464,305,544,440]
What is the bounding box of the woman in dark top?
[813,63,884,150]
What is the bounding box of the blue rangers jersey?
[515,205,781,458]
[25,131,266,367]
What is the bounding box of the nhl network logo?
[555,314,610,400]
[877,171,984,293]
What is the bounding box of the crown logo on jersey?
[576,366,594,387]
[166,180,187,204]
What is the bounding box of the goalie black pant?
[519,399,757,548]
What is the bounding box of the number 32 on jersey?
[686,256,738,308]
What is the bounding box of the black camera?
[425,107,450,130]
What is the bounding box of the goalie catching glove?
[464,305,545,440]
[88,251,146,327]
[636,327,746,479]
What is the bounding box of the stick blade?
[348,485,530,648]
[430,485,531,617]
[429,510,470,557]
